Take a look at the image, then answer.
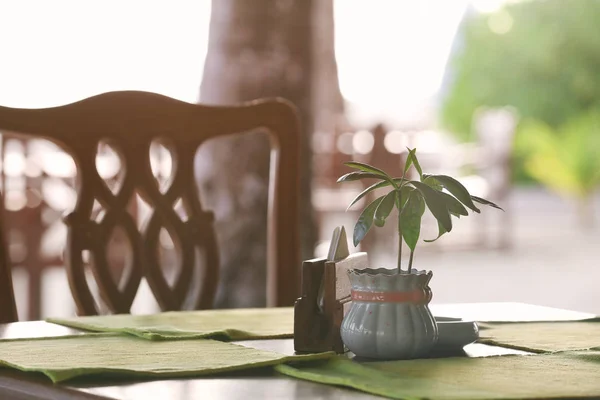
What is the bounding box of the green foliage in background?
[441,0,600,194]
[442,0,600,140]
[517,111,600,206]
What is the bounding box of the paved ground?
[12,186,600,319]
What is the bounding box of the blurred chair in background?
[1,137,80,320]
[0,91,300,318]
[0,212,16,323]
[360,123,406,253]
[471,107,517,249]
[311,120,405,257]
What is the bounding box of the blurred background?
[1,0,599,320]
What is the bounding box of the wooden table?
[0,303,595,400]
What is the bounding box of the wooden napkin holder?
[294,227,368,354]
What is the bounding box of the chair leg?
[27,269,42,321]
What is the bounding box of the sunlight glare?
[333,0,469,125]
[1,0,471,128]
[0,0,211,108]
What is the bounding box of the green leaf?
[374,190,397,227]
[337,171,388,183]
[410,181,452,233]
[345,178,409,211]
[392,177,409,186]
[353,195,385,247]
[403,148,415,177]
[346,180,390,211]
[423,175,443,191]
[429,175,480,213]
[344,162,396,186]
[424,220,448,243]
[439,192,469,216]
[407,147,423,180]
[400,191,425,251]
[398,185,414,209]
[471,195,504,211]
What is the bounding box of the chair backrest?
[0,91,301,316]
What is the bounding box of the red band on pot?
[351,289,429,304]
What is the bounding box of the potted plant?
[338,148,502,360]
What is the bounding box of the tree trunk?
[197,0,342,308]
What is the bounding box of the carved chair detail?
[0,91,301,317]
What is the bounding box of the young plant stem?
[396,161,410,274]
[407,250,414,273]
[397,210,403,273]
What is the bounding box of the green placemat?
[47,307,294,341]
[276,351,600,400]
[0,334,332,383]
[478,321,600,353]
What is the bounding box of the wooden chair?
[0,91,301,318]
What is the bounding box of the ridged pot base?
[340,268,438,360]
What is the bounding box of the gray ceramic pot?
[340,268,438,360]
